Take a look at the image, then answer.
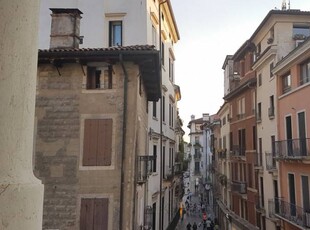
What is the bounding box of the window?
[168,101,174,128]
[238,129,246,155]
[301,175,310,212]
[270,62,274,78]
[288,173,296,216]
[223,117,226,126]
[153,145,157,172]
[293,25,310,38]
[282,72,291,93]
[169,58,174,82]
[269,95,274,118]
[237,97,245,119]
[109,21,122,46]
[162,96,165,122]
[153,101,157,118]
[300,59,310,85]
[86,66,112,90]
[161,42,165,65]
[83,119,112,166]
[152,26,157,48]
[257,102,262,121]
[258,73,262,86]
[80,198,109,230]
[87,67,101,89]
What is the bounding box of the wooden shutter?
[83,119,98,166]
[80,198,94,230]
[83,119,112,166]
[94,198,109,230]
[97,119,112,166]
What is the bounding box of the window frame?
[109,20,122,47]
[300,59,310,85]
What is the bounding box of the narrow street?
[175,176,216,229]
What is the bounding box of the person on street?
[192,222,198,230]
[186,222,192,230]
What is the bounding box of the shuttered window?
[80,198,109,230]
[83,119,112,166]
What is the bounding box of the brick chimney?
[50,8,83,49]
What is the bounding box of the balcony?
[265,152,277,171]
[173,162,182,175]
[269,197,310,228]
[164,166,173,181]
[218,149,227,159]
[137,156,154,184]
[231,145,245,157]
[255,195,265,212]
[194,152,202,160]
[254,151,263,169]
[274,138,310,159]
[231,181,247,194]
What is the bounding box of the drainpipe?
[119,53,128,230]
[158,1,167,229]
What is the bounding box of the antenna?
[288,0,290,9]
[282,0,287,10]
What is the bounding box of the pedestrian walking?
[206,218,212,230]
[186,222,192,230]
[192,222,198,230]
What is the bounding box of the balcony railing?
[231,145,245,157]
[265,152,276,171]
[274,138,310,159]
[173,163,182,175]
[255,195,265,211]
[194,152,202,160]
[137,156,154,183]
[218,149,227,159]
[269,197,310,228]
[254,151,263,168]
[231,181,247,194]
[164,166,173,181]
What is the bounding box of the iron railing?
[269,197,310,228]
[137,156,154,183]
[274,138,310,158]
[265,152,276,170]
[231,181,247,194]
[231,145,245,157]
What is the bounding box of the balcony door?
[288,173,296,216]
[298,112,307,156]
[286,116,293,156]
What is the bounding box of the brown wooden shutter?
[80,198,95,230]
[97,119,112,166]
[87,67,96,89]
[83,119,98,166]
[94,198,109,230]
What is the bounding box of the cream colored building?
[251,10,310,229]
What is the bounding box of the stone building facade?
[35,16,161,228]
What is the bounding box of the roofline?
[249,9,310,41]
[166,0,180,41]
[222,55,233,70]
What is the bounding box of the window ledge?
[82,89,116,94]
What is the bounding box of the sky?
[169,0,310,141]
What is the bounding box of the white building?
[38,0,181,229]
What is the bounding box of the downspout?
[119,53,128,230]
